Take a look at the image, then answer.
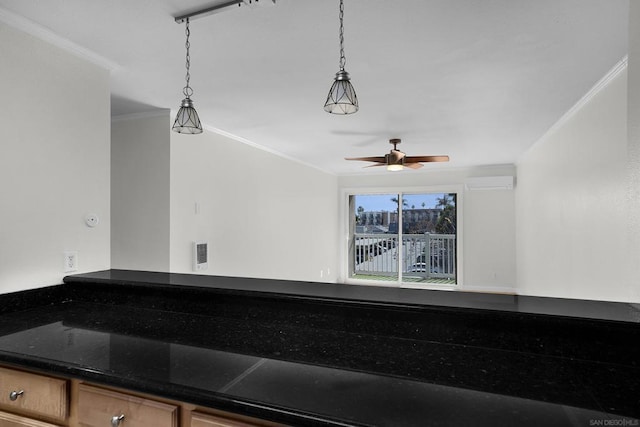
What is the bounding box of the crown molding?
[200,123,337,176]
[546,55,628,137]
[518,55,628,163]
[0,6,120,72]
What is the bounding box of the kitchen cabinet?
[77,384,178,427]
[0,366,67,425]
[0,365,280,427]
[0,410,61,427]
[190,412,263,427]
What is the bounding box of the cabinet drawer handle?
[111,414,125,427]
[9,390,24,401]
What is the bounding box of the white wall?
[170,130,339,283]
[338,166,517,292]
[515,65,630,302]
[627,1,640,303]
[111,112,170,271]
[0,23,111,292]
[463,187,516,292]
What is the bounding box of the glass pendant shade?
[324,70,358,115]
[172,97,203,134]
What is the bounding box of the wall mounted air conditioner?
[464,176,514,191]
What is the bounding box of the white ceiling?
[0,0,629,175]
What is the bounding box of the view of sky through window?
[355,194,445,212]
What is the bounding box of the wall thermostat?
[193,241,208,271]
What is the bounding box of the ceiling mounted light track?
[175,0,277,23]
[324,0,358,115]
[172,18,203,134]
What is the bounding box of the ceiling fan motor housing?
[386,151,404,166]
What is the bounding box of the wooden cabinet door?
[0,367,67,421]
[77,384,178,427]
[0,410,62,427]
[191,412,265,427]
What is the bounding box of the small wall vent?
[193,241,208,271]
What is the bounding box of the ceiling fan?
[345,139,449,171]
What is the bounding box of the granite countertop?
[64,269,640,323]
[0,270,638,426]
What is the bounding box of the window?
[347,192,458,286]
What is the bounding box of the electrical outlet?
[64,251,78,272]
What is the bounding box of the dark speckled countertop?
[0,269,638,426]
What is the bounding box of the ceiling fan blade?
[404,162,424,169]
[344,156,386,163]
[404,155,450,163]
[363,163,387,168]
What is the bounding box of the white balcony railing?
[354,233,456,281]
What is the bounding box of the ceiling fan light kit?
[324,0,359,115]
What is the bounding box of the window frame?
[339,185,464,290]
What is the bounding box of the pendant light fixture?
[324,0,359,115]
[172,18,203,134]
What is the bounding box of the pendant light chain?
[338,0,346,71]
[183,18,194,98]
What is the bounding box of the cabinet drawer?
[0,367,67,421]
[191,412,271,427]
[0,410,62,427]
[78,384,178,427]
